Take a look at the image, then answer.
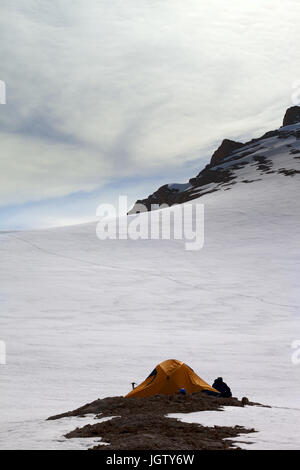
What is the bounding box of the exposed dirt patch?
[253,155,273,173]
[277,168,300,176]
[48,393,266,450]
[241,179,262,184]
[67,414,255,450]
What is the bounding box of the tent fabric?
[125,359,219,398]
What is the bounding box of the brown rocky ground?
[48,393,267,450]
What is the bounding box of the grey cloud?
[0,0,300,211]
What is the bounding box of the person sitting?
[212,377,232,398]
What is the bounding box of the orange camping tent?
[125,359,219,398]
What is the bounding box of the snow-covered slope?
[0,119,300,449]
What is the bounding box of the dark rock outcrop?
[128,184,180,213]
[209,139,244,167]
[282,106,300,127]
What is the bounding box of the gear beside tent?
[125,359,220,398]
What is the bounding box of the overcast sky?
[0,0,299,229]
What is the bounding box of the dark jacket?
[212,378,232,398]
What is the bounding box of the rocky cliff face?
[209,139,244,167]
[128,107,300,214]
[282,106,300,127]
